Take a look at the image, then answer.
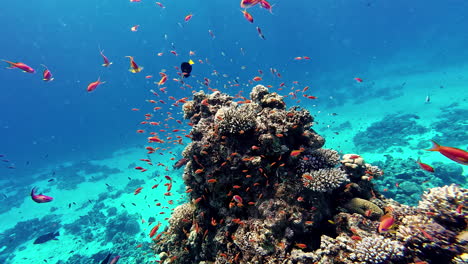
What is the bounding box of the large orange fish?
[425,140,468,165]
[3,60,35,73]
[126,56,143,73]
[378,214,394,233]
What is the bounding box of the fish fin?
[416,157,421,163]
[31,187,37,196]
[2,59,15,66]
[425,140,441,151]
[55,231,60,236]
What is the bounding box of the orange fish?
[253,76,262,81]
[134,187,143,195]
[126,56,143,73]
[290,148,305,157]
[295,243,307,249]
[131,25,139,31]
[425,140,468,165]
[87,77,105,92]
[378,214,395,233]
[241,10,254,23]
[3,60,35,73]
[416,157,434,172]
[149,222,161,238]
[184,14,193,22]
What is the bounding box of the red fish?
[416,157,434,172]
[99,49,112,67]
[125,56,143,73]
[41,64,54,81]
[87,77,105,92]
[134,187,143,195]
[260,0,273,13]
[253,76,262,81]
[31,187,53,203]
[241,10,254,23]
[425,140,468,165]
[155,2,164,8]
[354,77,363,83]
[3,60,35,73]
[240,0,261,8]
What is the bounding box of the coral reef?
[152,86,468,264]
[353,113,428,153]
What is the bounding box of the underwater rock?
[152,86,468,264]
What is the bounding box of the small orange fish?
[184,14,193,22]
[241,9,254,23]
[126,56,143,73]
[290,148,305,157]
[207,179,217,183]
[295,243,307,249]
[134,187,143,195]
[131,25,139,32]
[416,157,434,172]
[87,77,105,92]
[253,76,262,81]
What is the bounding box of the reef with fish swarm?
[152,85,467,264]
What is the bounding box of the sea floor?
[0,64,466,263]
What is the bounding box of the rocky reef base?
[152,85,467,264]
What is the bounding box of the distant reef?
[152,85,467,264]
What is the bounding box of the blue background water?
[0,0,467,262]
[1,0,467,173]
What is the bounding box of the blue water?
[1,0,467,263]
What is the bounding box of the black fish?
[181,62,192,78]
[33,231,59,244]
[100,253,112,264]
[48,179,55,182]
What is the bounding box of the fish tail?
[425,140,441,152]
[2,60,15,68]
[31,187,36,196]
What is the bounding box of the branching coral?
[297,148,340,174]
[302,168,349,192]
[418,184,467,226]
[349,236,405,264]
